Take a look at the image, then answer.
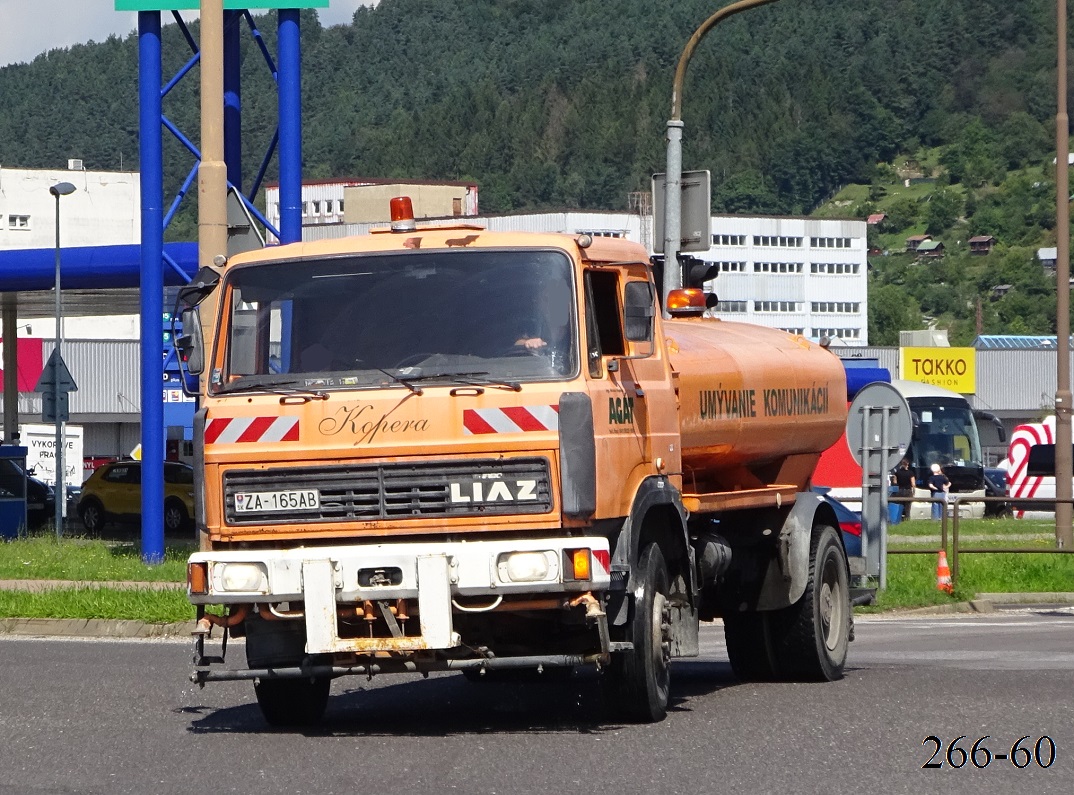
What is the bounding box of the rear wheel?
[723,611,777,682]
[78,499,106,534]
[768,525,850,681]
[724,525,850,682]
[604,543,671,722]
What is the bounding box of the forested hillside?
[0,0,1067,340]
[0,0,1060,214]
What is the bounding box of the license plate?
[234,489,320,513]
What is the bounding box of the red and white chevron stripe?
[463,405,559,435]
[1007,417,1054,516]
[205,416,300,444]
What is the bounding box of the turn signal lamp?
[188,561,208,595]
[390,196,417,232]
[666,288,708,317]
[564,548,591,581]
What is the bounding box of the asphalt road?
[0,609,1071,795]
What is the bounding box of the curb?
[0,617,195,639]
[973,592,1074,605]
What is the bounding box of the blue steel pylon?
[137,7,303,563]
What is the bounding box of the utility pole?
[661,0,783,316]
[1055,0,1073,548]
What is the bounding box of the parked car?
[817,490,863,558]
[78,460,195,534]
[983,466,1012,518]
[0,458,53,530]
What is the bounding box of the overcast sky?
[0,1,372,68]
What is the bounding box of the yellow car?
[78,460,196,535]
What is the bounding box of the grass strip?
[0,534,191,582]
[0,587,195,623]
[860,551,1074,611]
[890,517,1057,538]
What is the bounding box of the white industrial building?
[0,163,142,339]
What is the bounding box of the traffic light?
[679,255,717,289]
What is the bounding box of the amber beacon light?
[390,196,417,232]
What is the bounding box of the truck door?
[583,266,681,515]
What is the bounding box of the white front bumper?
[189,537,610,655]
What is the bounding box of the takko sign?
[900,347,976,393]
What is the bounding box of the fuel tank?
[664,319,848,492]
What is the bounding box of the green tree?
[924,189,963,234]
[868,283,921,345]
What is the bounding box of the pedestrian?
[891,457,916,521]
[927,462,950,520]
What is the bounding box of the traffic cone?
[936,550,953,594]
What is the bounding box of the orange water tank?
[664,319,848,493]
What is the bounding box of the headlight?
[497,551,558,583]
[214,562,268,593]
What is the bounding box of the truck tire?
[722,611,777,682]
[246,618,331,726]
[768,524,850,681]
[253,677,331,727]
[604,542,671,722]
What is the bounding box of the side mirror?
[623,281,655,343]
[178,265,221,310]
[175,307,206,382]
[974,409,1007,445]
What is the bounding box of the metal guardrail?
[885,495,1074,588]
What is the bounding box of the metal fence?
[885,495,1074,588]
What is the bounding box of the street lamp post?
[662,0,782,315]
[49,181,76,537]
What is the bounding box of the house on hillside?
[905,234,931,251]
[867,213,886,225]
[916,239,944,259]
[968,235,996,255]
[1038,247,1058,268]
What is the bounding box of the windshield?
[907,398,983,469]
[213,248,577,392]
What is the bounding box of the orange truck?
[178,198,850,726]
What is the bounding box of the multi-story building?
[702,216,868,345]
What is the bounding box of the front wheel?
[163,499,188,534]
[604,543,671,722]
[253,677,331,727]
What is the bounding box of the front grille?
[223,458,553,525]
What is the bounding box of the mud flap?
[755,493,819,611]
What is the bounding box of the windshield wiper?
[377,369,424,395]
[448,373,522,392]
[216,379,328,399]
[381,369,521,392]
